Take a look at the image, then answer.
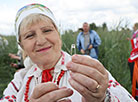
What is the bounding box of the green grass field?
[0,28,132,97]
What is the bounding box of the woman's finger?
[71,54,106,75]
[66,61,108,85]
[70,72,99,92]
[68,77,92,98]
[31,82,59,99]
[38,87,73,102]
[69,78,105,102]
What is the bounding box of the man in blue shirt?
[76,22,101,59]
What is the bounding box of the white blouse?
[1,51,136,102]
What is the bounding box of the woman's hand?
[30,82,73,102]
[66,54,108,102]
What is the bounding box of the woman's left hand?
[66,54,108,102]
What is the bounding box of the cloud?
[0,4,16,35]
[49,0,136,29]
[131,0,138,9]
[0,0,138,35]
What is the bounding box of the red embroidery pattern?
[11,95,16,100]
[2,95,16,102]
[61,52,65,65]
[5,96,10,99]
[11,82,19,92]
[8,99,14,102]
[115,96,120,102]
[34,68,37,71]
[108,80,120,88]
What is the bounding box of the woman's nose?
[36,34,46,46]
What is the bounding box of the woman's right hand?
[30,82,73,102]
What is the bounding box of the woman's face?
[20,18,62,67]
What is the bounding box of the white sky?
[0,0,138,35]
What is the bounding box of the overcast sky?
[0,0,138,35]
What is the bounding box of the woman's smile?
[36,46,52,52]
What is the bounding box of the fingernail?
[67,88,73,94]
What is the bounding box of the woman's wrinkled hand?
[66,54,108,102]
[30,82,73,102]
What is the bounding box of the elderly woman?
[1,3,136,102]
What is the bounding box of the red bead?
[26,87,29,90]
[25,96,28,99]
[26,90,29,93]
[24,98,27,101]
[24,92,28,96]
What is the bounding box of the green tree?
[102,22,107,31]
[89,22,98,31]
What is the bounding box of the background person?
[76,22,101,59]
[128,23,138,100]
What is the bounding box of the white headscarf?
[15,3,57,43]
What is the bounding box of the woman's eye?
[25,34,34,39]
[43,29,52,33]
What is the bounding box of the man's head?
[82,22,89,33]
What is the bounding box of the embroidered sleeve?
[104,89,120,102]
[0,95,16,102]
[1,70,24,102]
[106,70,137,102]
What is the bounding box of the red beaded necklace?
[24,52,65,102]
[24,76,33,102]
